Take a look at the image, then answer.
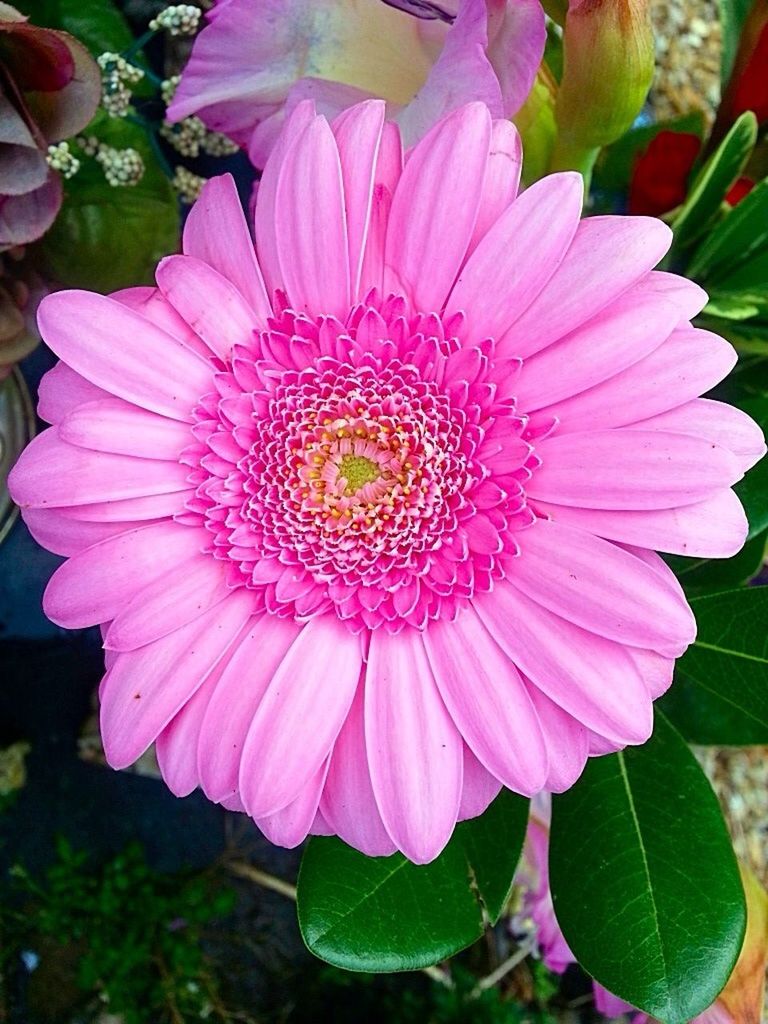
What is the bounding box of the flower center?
[338,453,381,495]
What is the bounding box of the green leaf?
[670,112,758,261]
[17,0,152,93]
[665,529,766,594]
[719,0,754,84]
[661,587,768,745]
[688,177,768,281]
[550,712,745,1023]
[17,0,134,56]
[733,397,768,537]
[37,115,179,293]
[704,293,763,320]
[297,790,529,972]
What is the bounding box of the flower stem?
[548,135,599,194]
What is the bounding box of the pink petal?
[37,291,213,422]
[155,658,230,797]
[359,121,403,295]
[593,985,637,1018]
[100,591,253,770]
[511,518,696,656]
[198,616,303,803]
[113,286,209,358]
[366,627,463,864]
[630,398,766,473]
[332,99,386,299]
[275,115,351,318]
[423,607,549,794]
[239,616,362,817]
[255,760,330,849]
[104,552,231,651]
[515,284,679,411]
[643,270,708,320]
[321,683,397,857]
[182,173,271,319]
[540,327,738,432]
[254,99,317,299]
[9,428,191,509]
[52,491,192,522]
[626,647,675,700]
[156,254,262,359]
[532,489,749,558]
[524,682,590,793]
[529,429,742,510]
[498,216,673,359]
[21,508,153,557]
[396,0,503,146]
[468,118,522,254]
[486,0,547,116]
[58,399,192,460]
[37,362,109,424]
[446,171,583,345]
[42,521,210,628]
[384,102,491,311]
[458,745,502,822]
[475,585,653,746]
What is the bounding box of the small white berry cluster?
[149,4,201,36]
[160,75,181,105]
[201,131,239,157]
[94,144,145,187]
[46,142,80,179]
[160,115,207,157]
[172,165,206,203]
[97,51,144,118]
[160,116,239,158]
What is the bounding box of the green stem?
[122,27,156,61]
[547,135,599,195]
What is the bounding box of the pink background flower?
[167,0,546,165]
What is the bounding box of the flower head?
[9,101,764,864]
[166,0,546,166]
[0,4,99,247]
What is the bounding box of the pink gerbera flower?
[9,101,764,864]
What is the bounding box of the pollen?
[338,454,380,495]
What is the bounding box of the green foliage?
[17,0,135,56]
[7,839,235,1024]
[718,0,755,84]
[297,791,529,972]
[292,963,558,1024]
[549,712,746,1024]
[669,111,758,261]
[661,588,768,745]
[37,113,180,293]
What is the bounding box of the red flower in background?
[629,130,701,217]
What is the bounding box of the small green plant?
[6,838,236,1023]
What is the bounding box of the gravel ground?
[650,0,722,123]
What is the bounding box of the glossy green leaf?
[688,177,768,281]
[661,587,768,745]
[297,790,529,972]
[733,397,768,537]
[550,712,745,1023]
[18,0,134,55]
[670,112,757,260]
[37,116,179,293]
